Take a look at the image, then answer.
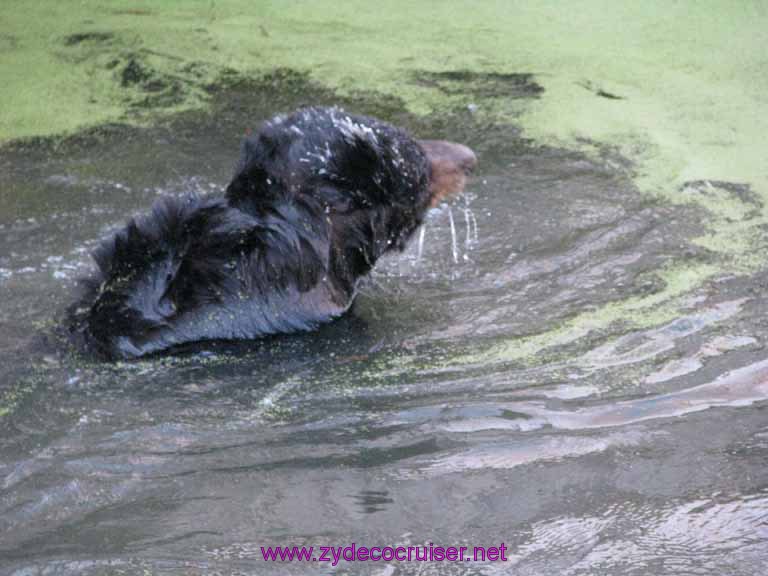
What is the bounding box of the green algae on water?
[3,0,767,372]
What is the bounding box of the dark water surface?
[1,80,767,575]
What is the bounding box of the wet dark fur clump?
[67,107,475,359]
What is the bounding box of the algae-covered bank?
[1,2,767,575]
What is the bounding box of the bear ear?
[225,133,283,210]
[238,129,283,170]
[225,163,271,208]
[328,133,384,199]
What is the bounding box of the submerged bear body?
[67,107,476,359]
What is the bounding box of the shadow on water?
[1,71,767,575]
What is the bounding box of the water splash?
[416,225,426,261]
[447,206,459,264]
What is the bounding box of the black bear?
[67,107,476,359]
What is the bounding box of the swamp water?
[0,71,767,575]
